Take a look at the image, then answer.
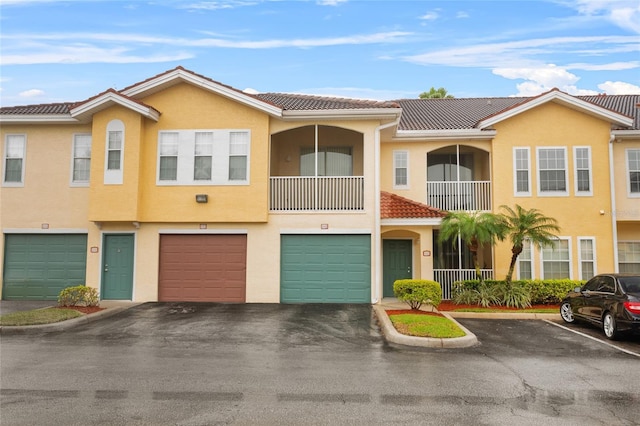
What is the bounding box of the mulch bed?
[56,306,105,314]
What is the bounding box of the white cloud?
[243,87,259,94]
[0,31,412,65]
[597,80,640,94]
[403,35,638,68]
[419,11,439,21]
[19,88,45,98]
[570,0,640,33]
[493,64,600,96]
[317,0,348,5]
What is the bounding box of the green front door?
[383,240,412,297]
[102,234,134,300]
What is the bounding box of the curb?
[445,312,560,320]
[0,305,135,335]
[372,305,478,348]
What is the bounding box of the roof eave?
[612,129,640,140]
[478,91,634,129]
[70,92,160,122]
[381,218,443,226]
[0,115,79,124]
[393,129,496,141]
[282,108,402,122]
[121,68,283,118]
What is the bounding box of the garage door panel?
[3,234,88,300]
[158,234,246,303]
[280,235,371,304]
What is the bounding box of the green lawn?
[0,308,82,326]
[389,313,466,338]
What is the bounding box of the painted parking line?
[544,320,640,358]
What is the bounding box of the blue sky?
[1,0,639,107]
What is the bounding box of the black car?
[560,274,640,340]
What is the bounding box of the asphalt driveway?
[2,303,640,425]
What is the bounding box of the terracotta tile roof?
[0,102,75,115]
[256,92,400,110]
[381,191,445,219]
[394,94,640,131]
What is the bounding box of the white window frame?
[513,147,531,196]
[573,146,592,196]
[393,150,409,189]
[540,237,572,279]
[3,134,26,187]
[156,129,251,186]
[626,148,640,197]
[104,120,124,185]
[578,237,597,280]
[536,147,568,197]
[618,241,640,273]
[70,133,92,187]
[229,131,249,182]
[516,239,534,280]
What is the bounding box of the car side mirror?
[574,287,582,293]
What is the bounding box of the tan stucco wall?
[612,138,640,222]
[491,102,616,278]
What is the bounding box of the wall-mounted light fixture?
[195,194,208,203]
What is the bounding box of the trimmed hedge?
[57,285,99,307]
[452,279,583,305]
[393,279,442,310]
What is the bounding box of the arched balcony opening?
[270,125,365,212]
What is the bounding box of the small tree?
[438,211,506,282]
[419,87,454,99]
[499,205,560,285]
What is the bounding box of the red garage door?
[158,234,246,302]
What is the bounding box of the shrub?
[57,285,99,307]
[452,279,584,306]
[393,279,442,310]
[452,281,500,307]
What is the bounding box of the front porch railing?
[434,269,494,300]
[427,181,491,211]
[270,176,365,212]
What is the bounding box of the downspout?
[373,116,401,304]
[608,134,619,272]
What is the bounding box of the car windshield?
[619,276,640,294]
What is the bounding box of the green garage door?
[2,234,87,300]
[281,234,371,303]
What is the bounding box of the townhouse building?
[1,67,639,303]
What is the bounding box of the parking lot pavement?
[545,318,640,356]
[2,304,640,425]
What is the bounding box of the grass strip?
[389,314,466,338]
[0,308,83,326]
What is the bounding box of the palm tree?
[438,211,506,281]
[419,87,454,99]
[499,204,560,285]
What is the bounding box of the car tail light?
[623,302,640,315]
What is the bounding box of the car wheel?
[603,312,620,340]
[560,302,574,323]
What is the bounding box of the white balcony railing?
[427,181,491,211]
[434,269,494,300]
[270,176,365,212]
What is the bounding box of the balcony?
[427,181,492,211]
[270,176,364,212]
[434,269,494,300]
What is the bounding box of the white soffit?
[121,68,283,118]
[70,92,160,122]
